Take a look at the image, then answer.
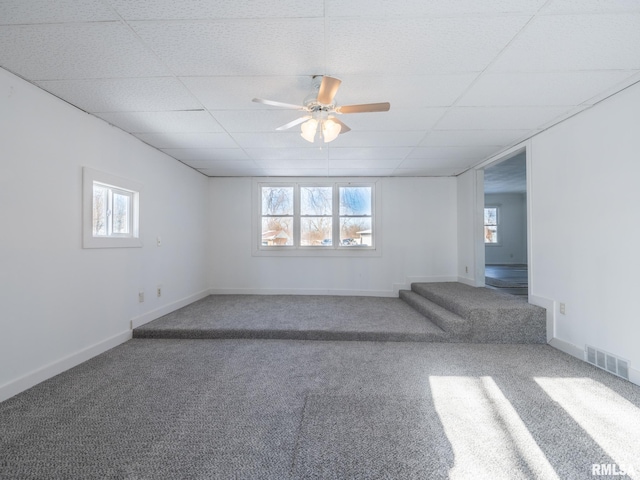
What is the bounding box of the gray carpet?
[134,295,449,342]
[2,339,640,479]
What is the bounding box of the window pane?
[261,217,292,246]
[92,184,108,236]
[112,192,131,234]
[485,226,498,243]
[340,217,372,246]
[484,208,497,225]
[340,186,372,216]
[301,186,332,215]
[301,217,332,246]
[262,187,293,215]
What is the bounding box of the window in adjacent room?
[484,206,499,244]
[83,167,142,248]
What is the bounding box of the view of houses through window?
[92,182,133,237]
[484,207,499,244]
[261,183,373,249]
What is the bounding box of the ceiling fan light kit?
[253,75,390,144]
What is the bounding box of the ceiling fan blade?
[330,116,351,134]
[252,98,305,110]
[276,116,311,131]
[336,102,390,114]
[317,76,342,105]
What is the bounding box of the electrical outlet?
[157,236,162,247]
[138,291,144,303]
[465,266,469,273]
[559,303,566,315]
[157,286,162,298]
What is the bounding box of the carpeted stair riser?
[398,290,470,337]
[133,327,449,343]
[407,282,547,344]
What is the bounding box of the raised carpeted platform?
[134,295,450,343]
[401,282,546,343]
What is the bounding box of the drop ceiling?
[1,0,639,177]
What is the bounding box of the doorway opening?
[483,150,528,297]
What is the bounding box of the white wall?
[0,68,210,401]
[529,81,640,380]
[209,176,458,295]
[485,193,527,265]
[457,169,485,286]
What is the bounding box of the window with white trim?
[83,167,142,248]
[484,206,499,244]
[259,182,374,250]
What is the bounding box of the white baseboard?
[457,276,477,287]
[548,337,640,388]
[209,288,397,298]
[131,289,211,328]
[0,329,131,403]
[548,337,584,360]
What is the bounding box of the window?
[258,181,375,253]
[83,167,142,248]
[484,207,499,244]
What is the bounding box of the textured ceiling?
[484,153,527,194]
[1,0,639,177]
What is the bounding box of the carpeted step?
[399,290,471,338]
[410,282,547,343]
[133,327,449,343]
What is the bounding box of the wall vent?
[585,345,630,381]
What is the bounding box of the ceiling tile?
[197,164,263,176]
[181,76,313,110]
[421,130,531,147]
[97,110,223,133]
[135,132,237,149]
[131,19,325,76]
[212,110,309,133]
[334,75,477,108]
[541,0,640,14]
[406,146,501,161]
[326,0,547,17]
[329,159,402,169]
[329,131,426,148]
[436,106,569,130]
[326,16,530,75]
[394,168,461,176]
[0,0,117,24]
[399,155,477,170]
[254,159,329,169]
[161,148,250,162]
[36,78,201,112]
[184,159,256,170]
[111,0,324,20]
[0,23,169,80]
[245,148,328,161]
[258,168,329,177]
[459,71,637,107]
[491,13,640,72]
[328,147,412,160]
[328,168,396,177]
[339,108,445,131]
[232,132,315,149]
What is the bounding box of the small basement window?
[83,167,142,248]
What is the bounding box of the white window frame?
[253,178,380,257]
[83,167,142,249]
[484,205,500,246]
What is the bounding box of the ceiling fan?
[252,75,390,143]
